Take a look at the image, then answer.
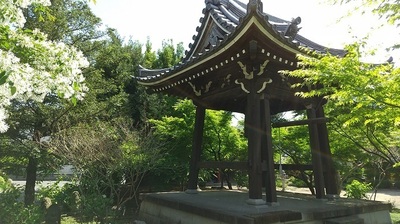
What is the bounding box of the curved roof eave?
[137,0,346,86]
[137,14,304,86]
[187,13,232,60]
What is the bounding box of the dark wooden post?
[306,105,325,199]
[246,85,263,203]
[316,106,339,195]
[261,94,278,204]
[186,105,206,192]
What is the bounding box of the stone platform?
[139,190,392,224]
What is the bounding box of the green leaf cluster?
[334,0,400,28]
[286,43,400,166]
[345,179,372,199]
[0,0,179,209]
[282,0,400,189]
[150,99,246,188]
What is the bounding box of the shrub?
[79,193,114,223]
[0,185,44,223]
[379,179,393,189]
[234,171,248,189]
[288,177,308,188]
[0,172,11,192]
[37,182,80,214]
[345,180,372,199]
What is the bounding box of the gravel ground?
[282,186,400,208]
[11,180,400,208]
[12,180,72,190]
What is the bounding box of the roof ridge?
[137,0,346,84]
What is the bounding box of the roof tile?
[138,0,346,82]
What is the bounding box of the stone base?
[139,190,391,224]
[326,194,341,200]
[266,201,280,207]
[185,188,201,194]
[246,198,266,205]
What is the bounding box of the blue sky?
[89,0,397,63]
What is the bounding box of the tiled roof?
[137,0,346,82]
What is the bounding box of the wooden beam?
[316,106,339,195]
[272,117,328,128]
[197,161,247,170]
[187,106,206,190]
[262,95,277,203]
[273,164,313,171]
[246,82,263,200]
[197,161,313,171]
[307,107,326,199]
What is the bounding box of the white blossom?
[0,0,89,132]
[1,0,51,27]
[0,108,9,133]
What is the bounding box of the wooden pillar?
[306,105,325,199]
[187,105,206,192]
[246,87,263,202]
[261,94,277,203]
[316,106,339,195]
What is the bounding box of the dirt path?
[282,186,400,208]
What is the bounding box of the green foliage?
[153,39,184,68]
[284,0,400,190]
[0,0,107,207]
[345,179,372,199]
[39,180,113,223]
[1,0,191,221]
[150,99,247,189]
[38,181,64,201]
[203,110,246,162]
[235,171,249,189]
[0,173,11,192]
[49,120,166,218]
[286,0,400,173]
[24,0,104,52]
[333,0,400,29]
[0,185,44,224]
[143,39,157,68]
[148,99,196,188]
[272,113,316,192]
[288,44,400,117]
[70,173,115,221]
[285,42,400,170]
[37,181,81,214]
[391,208,400,224]
[79,193,115,223]
[287,176,309,188]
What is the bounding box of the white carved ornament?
[235,59,272,93]
[188,81,212,96]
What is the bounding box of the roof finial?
[284,17,302,39]
[247,0,263,13]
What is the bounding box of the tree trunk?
[24,156,38,206]
[306,173,315,195]
[224,171,232,190]
[219,169,224,188]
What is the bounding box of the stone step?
[324,216,364,224]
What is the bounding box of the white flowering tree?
[0,0,89,132]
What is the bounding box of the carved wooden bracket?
[235,59,272,94]
[237,60,269,80]
[188,81,212,96]
[221,74,232,88]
